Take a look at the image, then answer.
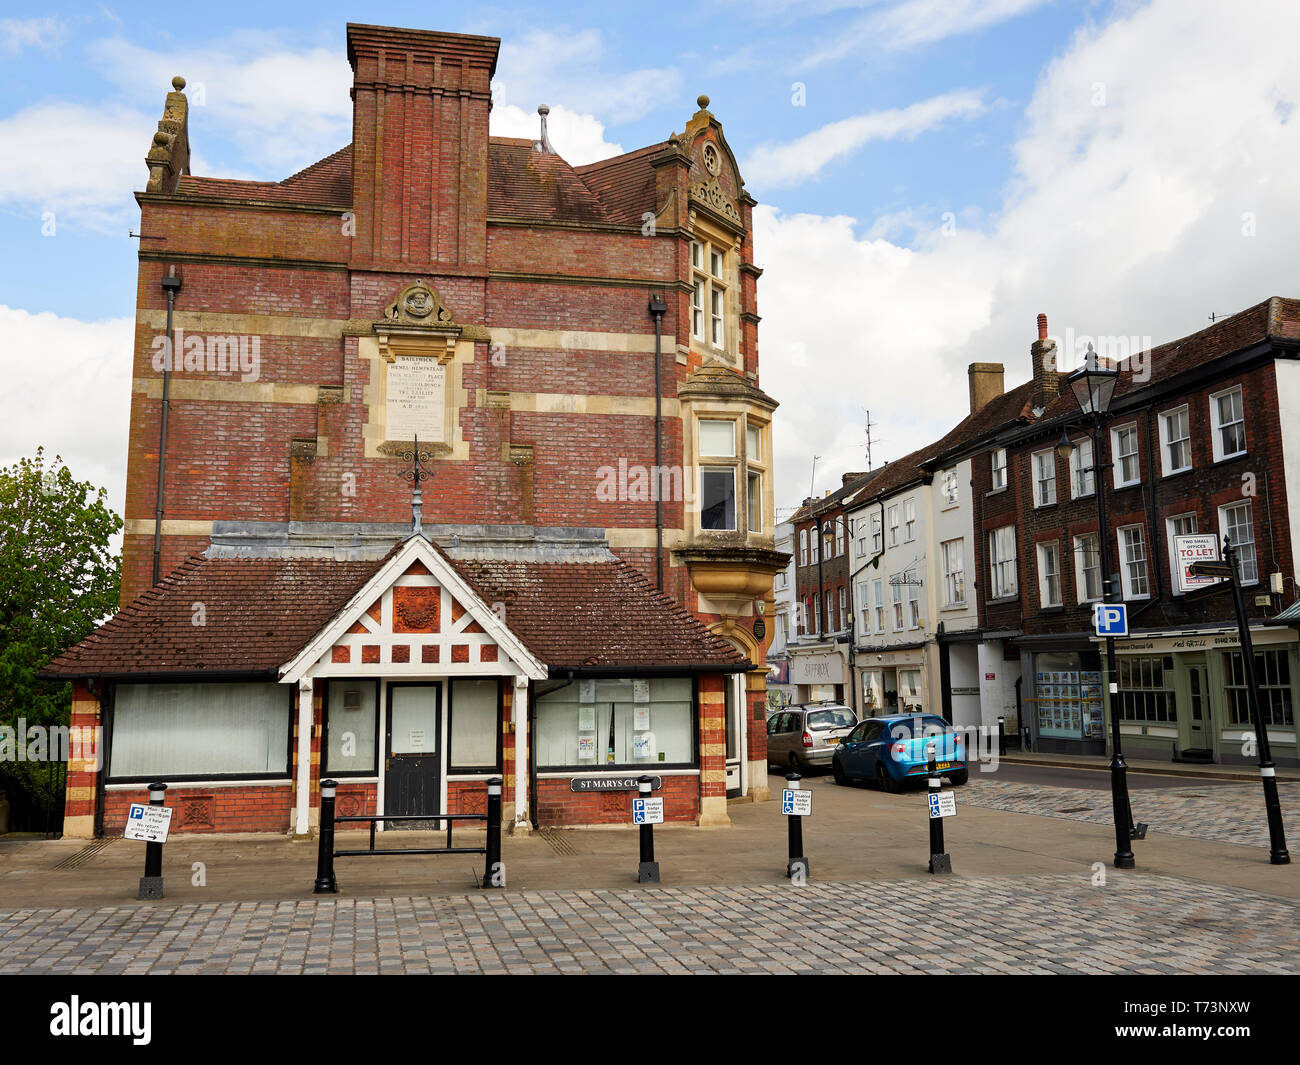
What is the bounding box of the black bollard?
[137,782,167,900]
[784,771,809,880]
[997,716,1007,757]
[314,779,339,894]
[927,745,951,874]
[483,777,504,888]
[636,775,660,883]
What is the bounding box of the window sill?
[986,594,1019,604]
[1038,605,1064,614]
[986,486,1008,497]
[1113,480,1142,491]
[1161,466,1194,480]
[1034,502,1058,511]
[939,604,967,612]
[1213,452,1248,466]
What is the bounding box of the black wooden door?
[385,683,441,828]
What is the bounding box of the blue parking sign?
[1093,602,1128,637]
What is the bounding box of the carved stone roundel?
[702,142,721,176]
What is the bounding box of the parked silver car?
[766,704,858,773]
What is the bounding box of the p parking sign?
[928,793,956,819]
[1093,602,1128,637]
[632,797,664,825]
[781,789,812,816]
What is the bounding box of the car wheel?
[947,769,969,786]
[832,759,848,786]
[875,763,898,794]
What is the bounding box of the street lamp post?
[1063,351,1136,870]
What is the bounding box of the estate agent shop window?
[535,678,696,770]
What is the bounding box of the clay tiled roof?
[1036,296,1300,422]
[176,145,354,207]
[576,142,668,226]
[488,138,611,224]
[451,557,748,671]
[43,554,386,678]
[44,549,746,679]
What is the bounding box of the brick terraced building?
[45,22,787,836]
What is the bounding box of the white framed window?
[699,419,735,457]
[812,593,821,635]
[858,581,871,634]
[1219,501,1258,584]
[870,514,883,553]
[941,538,965,607]
[1111,424,1140,487]
[1069,437,1094,498]
[839,587,848,632]
[891,580,904,630]
[1074,533,1102,603]
[872,578,885,633]
[1032,450,1057,507]
[1166,513,1197,595]
[887,505,900,547]
[1211,386,1246,460]
[834,521,844,557]
[903,498,916,541]
[746,470,761,533]
[1119,524,1150,599]
[810,528,819,564]
[700,468,735,531]
[1158,406,1192,475]
[990,448,1007,491]
[745,424,761,462]
[1037,541,1062,608]
[941,468,958,506]
[907,579,920,629]
[691,239,728,352]
[989,526,1017,599]
[799,529,808,567]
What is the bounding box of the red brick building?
[46,22,787,836]
[950,302,1300,765]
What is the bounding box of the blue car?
[831,713,968,791]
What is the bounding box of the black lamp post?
[1064,349,1135,869]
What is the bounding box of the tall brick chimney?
[1030,312,1060,411]
[346,24,499,270]
[967,363,1005,415]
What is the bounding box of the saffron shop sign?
[789,651,846,686]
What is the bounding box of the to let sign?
[781,789,812,816]
[124,803,173,843]
[1175,534,1224,593]
[632,797,664,825]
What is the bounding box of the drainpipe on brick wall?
[649,294,668,591]
[152,266,182,586]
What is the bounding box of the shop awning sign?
[1175,534,1226,593]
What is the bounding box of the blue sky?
[3,0,1298,521]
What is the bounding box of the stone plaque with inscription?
[386,356,446,441]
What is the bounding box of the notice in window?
[634,706,650,731]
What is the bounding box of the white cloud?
[0,102,154,232]
[0,16,65,54]
[803,0,1051,65]
[490,103,623,165]
[761,0,1300,507]
[87,35,353,175]
[0,306,132,519]
[744,89,989,189]
[494,28,681,126]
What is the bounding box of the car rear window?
[807,708,856,730]
[888,715,952,738]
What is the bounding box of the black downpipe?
[152,268,182,586]
[649,294,667,591]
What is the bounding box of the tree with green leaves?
[0,449,122,828]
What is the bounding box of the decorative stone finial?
[534,104,554,154]
[153,131,169,147]
[172,75,186,91]
[697,94,710,110]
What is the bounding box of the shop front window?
[1224,649,1293,727]
[325,680,379,775]
[449,678,500,771]
[1116,655,1177,723]
[1035,653,1104,739]
[535,677,695,770]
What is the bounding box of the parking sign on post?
[1093,602,1128,637]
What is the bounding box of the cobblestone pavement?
[960,778,1297,848]
[1,873,1295,974]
